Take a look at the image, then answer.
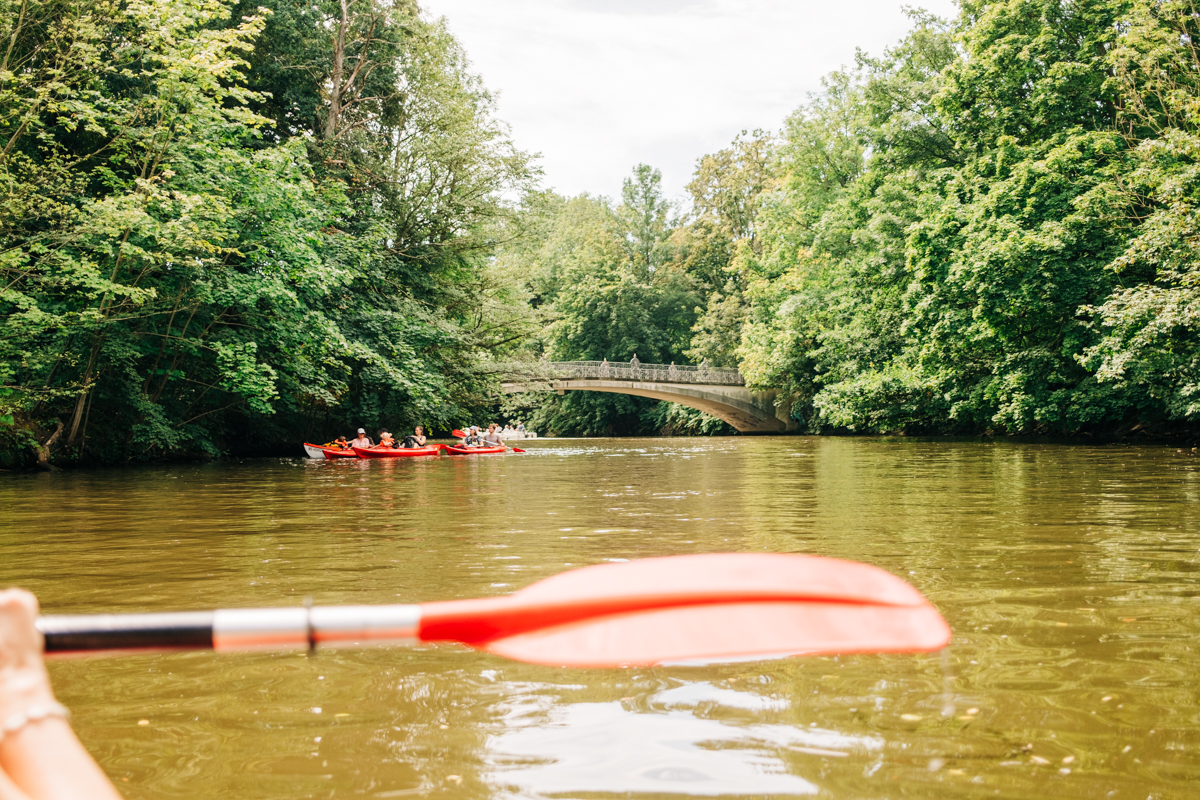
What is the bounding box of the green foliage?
[722,0,1198,438]
[470,0,1196,441]
[7,0,1198,459]
[0,0,534,464]
[499,167,734,436]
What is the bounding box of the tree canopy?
[3,0,1198,463]
[0,0,535,464]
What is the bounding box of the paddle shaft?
[39,605,421,654]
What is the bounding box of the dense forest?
[3,0,1199,467]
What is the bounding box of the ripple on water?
[4,438,1200,798]
[489,698,832,797]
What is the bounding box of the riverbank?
[4,418,1197,473]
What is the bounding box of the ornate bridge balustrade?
[499,359,796,434]
[547,360,744,385]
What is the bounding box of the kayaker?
[482,424,503,446]
[401,426,427,449]
[461,426,484,447]
[333,436,350,450]
[351,429,372,449]
[0,588,125,799]
[379,430,396,448]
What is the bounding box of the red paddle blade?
[511,447,526,453]
[485,602,950,667]
[451,429,467,438]
[418,553,950,667]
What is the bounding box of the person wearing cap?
[350,429,373,449]
[460,426,484,447]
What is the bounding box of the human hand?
[0,591,55,723]
[0,591,121,799]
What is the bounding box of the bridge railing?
[541,360,745,386]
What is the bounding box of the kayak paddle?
[35,553,951,668]
[451,429,467,438]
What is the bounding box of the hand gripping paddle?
[36,553,951,667]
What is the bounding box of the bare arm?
[0,590,123,800]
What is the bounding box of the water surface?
[2,437,1199,798]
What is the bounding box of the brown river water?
[2,437,1199,799]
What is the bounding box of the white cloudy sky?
[420,0,960,204]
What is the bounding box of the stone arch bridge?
[500,360,797,434]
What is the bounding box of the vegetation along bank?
[2,0,1198,468]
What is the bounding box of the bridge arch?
[500,361,796,434]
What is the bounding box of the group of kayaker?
[331,426,428,450]
[322,422,529,451]
[459,423,504,447]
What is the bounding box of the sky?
[420,0,961,205]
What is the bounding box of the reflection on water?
[2,437,1200,799]
[489,680,882,798]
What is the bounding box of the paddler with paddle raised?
[0,589,124,799]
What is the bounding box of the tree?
[0,0,539,465]
[1080,0,1200,423]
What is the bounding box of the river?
[2,437,1199,799]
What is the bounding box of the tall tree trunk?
[66,341,101,446]
[324,0,350,141]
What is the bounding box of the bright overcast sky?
[420,0,960,205]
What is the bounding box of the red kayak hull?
[304,443,358,459]
[353,446,441,459]
[444,445,507,455]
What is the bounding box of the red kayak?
[444,445,507,455]
[304,443,358,459]
[353,445,441,459]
